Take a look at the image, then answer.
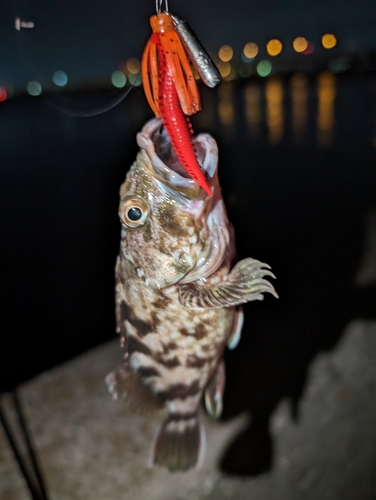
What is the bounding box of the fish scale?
[106,118,277,472]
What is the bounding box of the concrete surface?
[1,318,376,500]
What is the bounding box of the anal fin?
[179,257,278,309]
[204,360,225,419]
[105,364,163,415]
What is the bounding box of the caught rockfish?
[106,118,277,472]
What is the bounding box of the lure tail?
[156,34,212,195]
[152,413,205,472]
[141,13,201,117]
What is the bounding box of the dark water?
[1,73,376,475]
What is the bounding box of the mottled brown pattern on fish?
[194,324,207,340]
[122,303,153,337]
[137,365,161,378]
[186,356,208,368]
[108,119,277,472]
[157,380,201,401]
[127,335,153,357]
[157,201,190,238]
[162,342,178,353]
[141,220,153,242]
[150,311,161,329]
[156,356,181,368]
[168,412,197,421]
[153,296,169,310]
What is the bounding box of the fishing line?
[41,86,133,118]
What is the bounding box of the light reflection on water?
[245,83,261,141]
[265,77,284,145]
[197,72,339,148]
[290,73,308,144]
[218,83,235,135]
[317,72,336,147]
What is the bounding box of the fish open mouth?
[137,118,218,194]
[153,125,206,179]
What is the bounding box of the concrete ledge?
[1,320,376,500]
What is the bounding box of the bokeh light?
[322,34,337,49]
[239,63,253,78]
[126,58,141,74]
[26,81,42,96]
[293,37,308,53]
[303,41,314,55]
[0,88,7,102]
[257,60,272,77]
[52,70,68,87]
[111,71,127,88]
[328,56,351,73]
[218,45,233,62]
[266,39,282,56]
[129,73,142,86]
[217,62,231,78]
[243,42,258,60]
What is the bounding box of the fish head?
[118,118,232,289]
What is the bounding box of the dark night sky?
[1,0,376,89]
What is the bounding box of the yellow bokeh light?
[217,61,231,78]
[218,45,233,62]
[293,37,308,53]
[243,42,258,59]
[322,34,337,49]
[266,39,282,56]
[126,57,141,74]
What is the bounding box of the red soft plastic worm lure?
[142,13,212,196]
[155,33,212,195]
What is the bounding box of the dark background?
[1,0,376,90]
[1,0,376,477]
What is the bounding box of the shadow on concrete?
[218,141,376,476]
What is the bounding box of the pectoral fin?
[178,258,278,309]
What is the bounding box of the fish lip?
[136,118,218,195]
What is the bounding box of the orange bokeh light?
[293,37,308,53]
[266,39,283,56]
[322,34,337,49]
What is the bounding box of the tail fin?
[152,414,205,472]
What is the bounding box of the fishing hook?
[156,0,169,14]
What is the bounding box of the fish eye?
[127,207,142,221]
[120,196,149,228]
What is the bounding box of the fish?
[106,118,277,472]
